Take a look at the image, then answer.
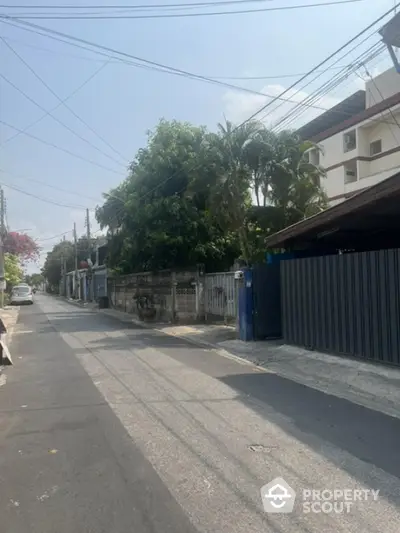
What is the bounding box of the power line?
[209,65,350,80]
[91,3,400,232]
[259,29,384,128]
[0,63,128,169]
[0,168,102,202]
[0,36,352,80]
[364,64,400,143]
[0,35,112,63]
[6,17,394,133]
[0,119,125,175]
[0,1,277,9]
[0,56,113,155]
[0,35,129,164]
[8,4,398,236]
[0,16,382,116]
[235,2,400,128]
[0,181,89,209]
[0,0,366,19]
[275,45,390,132]
[271,40,385,132]
[38,230,72,242]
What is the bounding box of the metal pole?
[74,222,78,299]
[60,252,64,296]
[85,208,93,301]
[0,188,5,308]
[86,208,91,252]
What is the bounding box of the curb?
[0,307,20,367]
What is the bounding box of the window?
[304,148,320,166]
[309,149,320,166]
[343,130,356,153]
[344,161,358,184]
[370,139,382,156]
[12,286,31,294]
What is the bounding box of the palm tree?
[204,119,264,264]
[193,121,327,263]
[247,129,327,230]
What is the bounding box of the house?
[298,67,400,206]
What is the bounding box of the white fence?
[204,272,238,322]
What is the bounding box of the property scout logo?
[260,478,379,514]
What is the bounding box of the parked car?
[10,285,34,305]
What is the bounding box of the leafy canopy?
[96,119,240,274]
[5,253,23,287]
[4,232,40,261]
[97,118,327,272]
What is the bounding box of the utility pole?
[0,188,5,308]
[85,208,93,302]
[73,222,78,299]
[60,251,64,296]
[85,208,91,253]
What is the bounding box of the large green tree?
[96,120,240,274]
[97,119,327,272]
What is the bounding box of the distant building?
[298,67,400,205]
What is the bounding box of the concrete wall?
[365,67,400,108]
[108,269,201,324]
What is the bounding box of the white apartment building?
[298,67,400,206]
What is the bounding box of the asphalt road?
[1,295,400,533]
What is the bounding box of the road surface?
[1,294,399,532]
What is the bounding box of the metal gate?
[280,249,400,365]
[204,272,238,322]
[252,263,282,340]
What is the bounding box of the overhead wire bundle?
[0,0,367,20]
[270,39,387,133]
[0,3,399,236]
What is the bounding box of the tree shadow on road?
[218,371,400,506]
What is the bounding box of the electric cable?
[272,41,386,132]
[1,1,366,19]
[259,31,384,128]
[0,119,125,175]
[0,66,128,169]
[0,181,90,209]
[0,58,112,152]
[0,168,102,202]
[12,4,400,235]
[0,15,390,117]
[0,35,129,164]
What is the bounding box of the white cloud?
[222,83,342,130]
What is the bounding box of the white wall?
[323,167,345,199]
[365,67,400,108]
[320,104,400,204]
[345,165,400,195]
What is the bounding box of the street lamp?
[379,11,400,73]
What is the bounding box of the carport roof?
[265,170,400,249]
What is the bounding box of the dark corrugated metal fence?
[252,263,282,340]
[281,249,400,365]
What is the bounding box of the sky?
[0,0,396,273]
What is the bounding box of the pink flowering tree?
[4,232,40,262]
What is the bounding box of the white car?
[10,285,34,305]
